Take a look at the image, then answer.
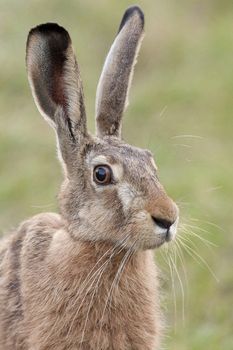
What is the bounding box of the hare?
[0,6,179,350]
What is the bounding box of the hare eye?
[93,165,112,185]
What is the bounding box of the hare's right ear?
[26,23,88,169]
[95,6,144,138]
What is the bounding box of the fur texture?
[95,6,144,138]
[0,6,179,349]
[0,214,161,349]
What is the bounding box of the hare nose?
[151,216,174,230]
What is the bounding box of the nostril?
[152,216,173,230]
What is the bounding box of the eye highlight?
[93,165,112,185]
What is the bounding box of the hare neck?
[40,229,161,348]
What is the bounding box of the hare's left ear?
[95,6,144,138]
[26,23,88,170]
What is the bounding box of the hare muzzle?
[144,189,179,247]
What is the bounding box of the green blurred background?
[0,0,232,348]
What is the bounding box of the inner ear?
[44,33,67,109]
[26,23,89,172]
[26,23,87,139]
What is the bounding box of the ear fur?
[95,6,144,138]
[26,23,87,140]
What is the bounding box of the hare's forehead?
[85,143,157,176]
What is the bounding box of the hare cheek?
[117,183,135,213]
[111,163,123,181]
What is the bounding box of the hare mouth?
[153,217,178,242]
[147,218,179,249]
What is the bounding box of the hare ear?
[26,23,88,168]
[95,6,144,138]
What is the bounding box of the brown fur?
[0,214,161,349]
[0,6,179,349]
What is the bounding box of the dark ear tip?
[29,22,68,35]
[26,23,71,58]
[118,5,144,33]
[27,23,70,45]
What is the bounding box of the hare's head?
[26,6,179,250]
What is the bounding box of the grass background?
[0,0,232,348]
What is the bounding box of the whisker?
[172,143,192,149]
[108,245,135,312]
[66,257,109,339]
[174,240,189,290]
[169,247,185,324]
[97,241,136,349]
[189,217,225,233]
[79,254,111,348]
[178,233,204,253]
[181,222,216,236]
[66,237,130,339]
[75,235,130,301]
[180,225,217,248]
[171,134,204,139]
[177,237,219,282]
[163,245,177,330]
